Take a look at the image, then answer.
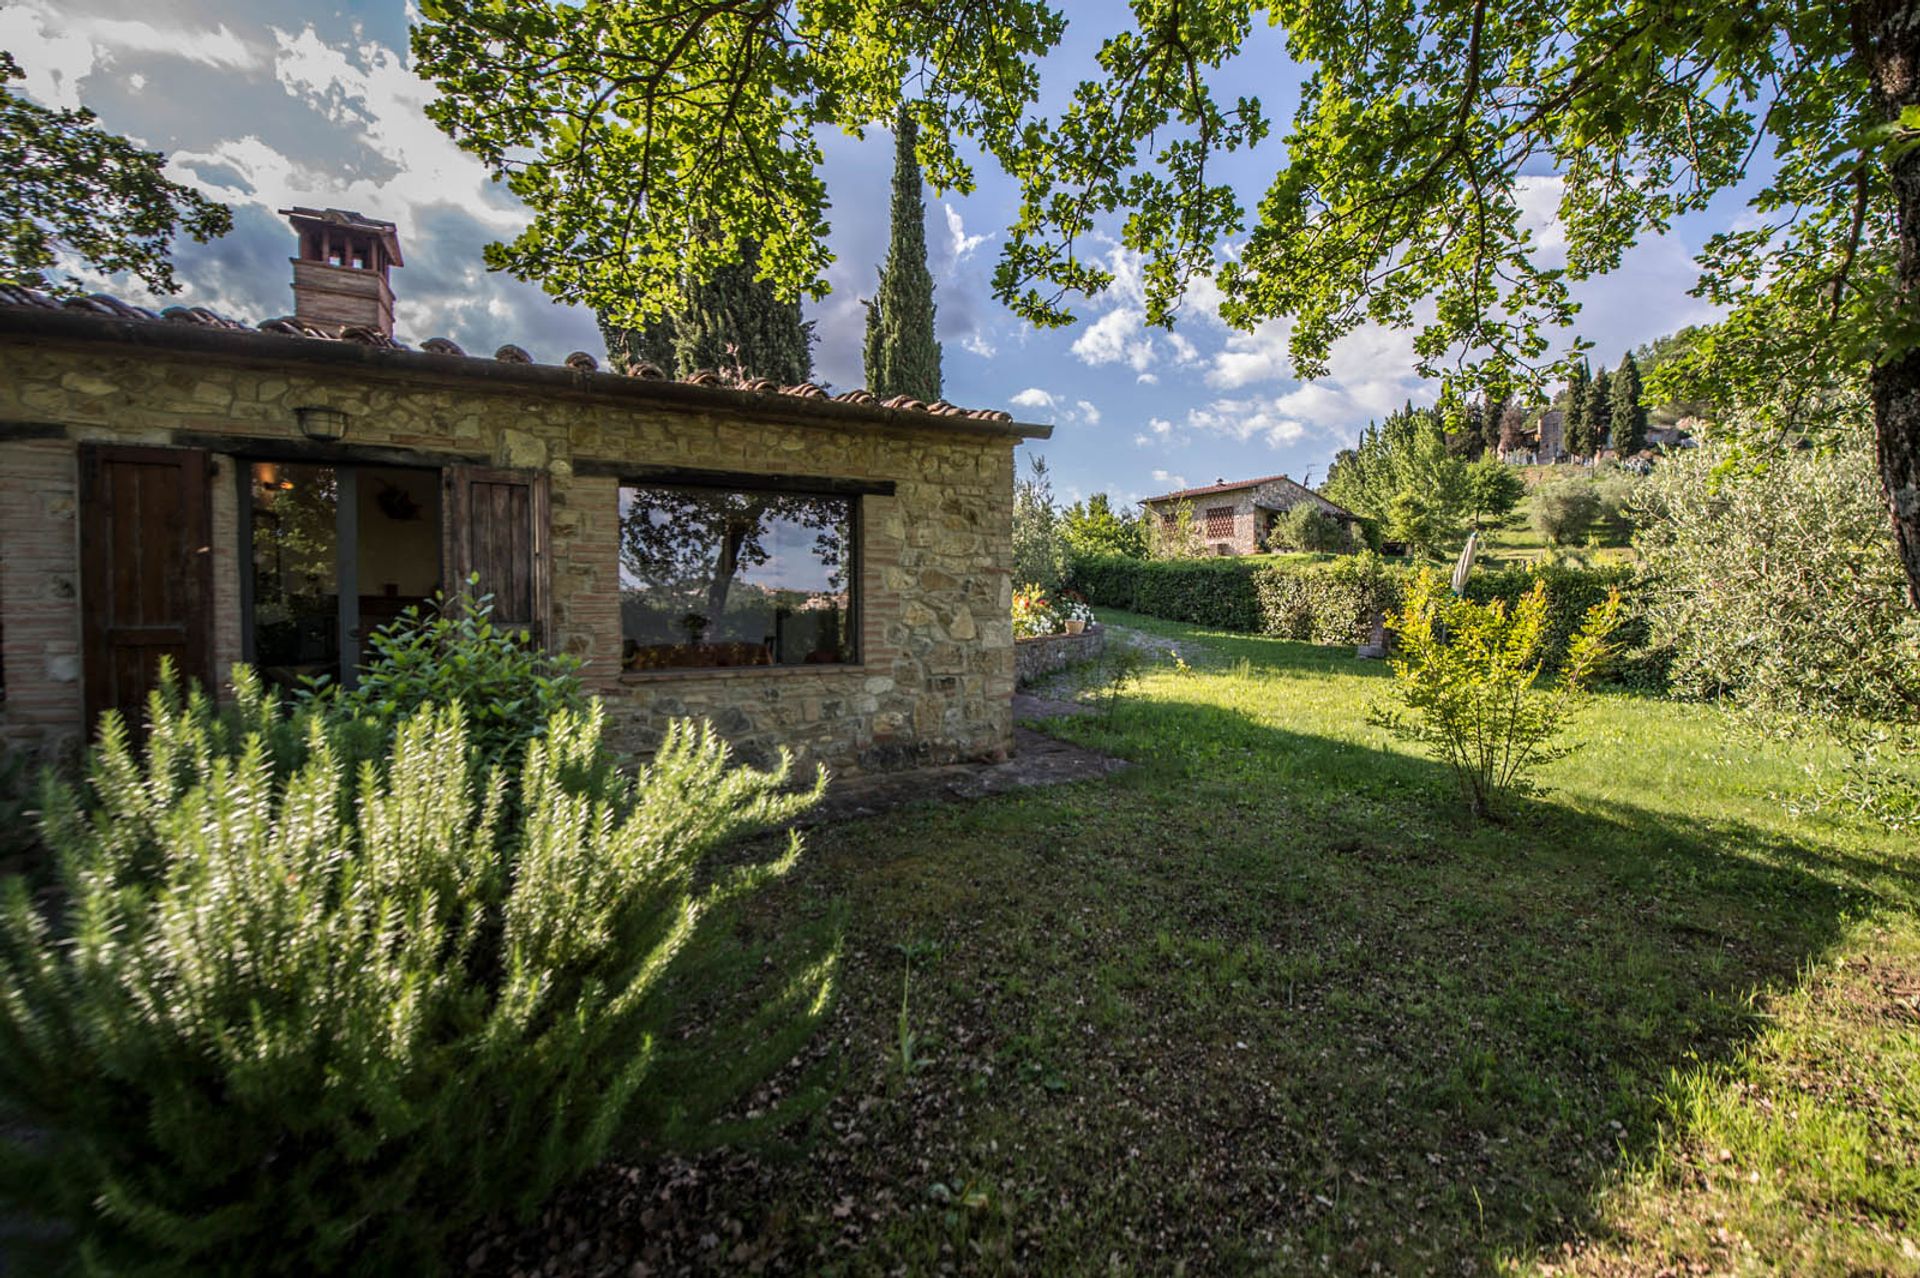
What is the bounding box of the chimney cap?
[279,206,403,268]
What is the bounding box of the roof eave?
[0,307,1052,442]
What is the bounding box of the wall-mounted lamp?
[293,405,350,443]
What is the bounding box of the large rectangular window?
[618,484,855,671]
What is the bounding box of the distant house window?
[618,484,856,671]
[1205,506,1235,540]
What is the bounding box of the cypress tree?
[672,239,814,384]
[1610,351,1648,454]
[597,238,814,385]
[864,105,942,401]
[1480,393,1508,454]
[1584,365,1613,457]
[598,311,677,377]
[1562,362,1590,457]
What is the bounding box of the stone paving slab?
[801,720,1126,827]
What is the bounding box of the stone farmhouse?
[0,209,1050,774]
[1140,474,1361,556]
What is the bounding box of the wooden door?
[444,466,551,646]
[80,445,214,733]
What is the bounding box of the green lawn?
[522,613,1920,1274]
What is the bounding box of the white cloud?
[0,5,101,108]
[1166,331,1200,364]
[1185,398,1310,449]
[1133,416,1176,448]
[1150,468,1188,490]
[1514,174,1568,260]
[1207,318,1294,389]
[1010,387,1058,410]
[1136,372,1159,385]
[962,331,997,358]
[1075,399,1101,425]
[944,204,989,262]
[1071,306,1155,372]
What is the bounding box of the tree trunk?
[1860,1,1920,607]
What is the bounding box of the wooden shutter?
[1205,506,1235,540]
[444,465,551,646]
[79,445,214,732]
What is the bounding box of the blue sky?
[5,1,1746,508]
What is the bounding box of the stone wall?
[1014,626,1106,686]
[0,339,1020,774]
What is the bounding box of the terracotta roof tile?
[0,285,1021,424]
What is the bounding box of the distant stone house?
[1140,474,1360,556]
[0,209,1050,774]
[1500,408,1569,466]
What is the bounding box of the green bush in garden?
[1530,476,1603,545]
[0,668,829,1274]
[1464,563,1643,673]
[1371,571,1624,819]
[315,579,586,782]
[1269,504,1351,553]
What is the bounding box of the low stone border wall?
[1015,626,1106,686]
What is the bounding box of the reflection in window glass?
[250,462,339,689]
[618,485,854,670]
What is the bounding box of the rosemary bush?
[1370,571,1623,819]
[0,669,827,1274]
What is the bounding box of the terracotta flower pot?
[1064,619,1087,635]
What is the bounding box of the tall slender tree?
[863,106,942,402]
[1479,393,1508,455]
[1584,366,1614,458]
[1562,362,1590,459]
[599,239,813,383]
[1610,351,1648,455]
[672,240,814,384]
[598,311,677,376]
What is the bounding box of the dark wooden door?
[444,466,551,646]
[80,445,214,733]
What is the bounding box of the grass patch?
[482,613,1919,1274]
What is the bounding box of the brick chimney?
[280,207,402,338]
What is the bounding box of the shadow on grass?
[474,679,1911,1275]
[994,694,1910,1271]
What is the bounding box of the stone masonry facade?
[1144,477,1358,557]
[0,335,1029,776]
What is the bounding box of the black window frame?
[614,469,880,674]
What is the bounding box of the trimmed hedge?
[1070,555,1264,631]
[1072,552,1641,669]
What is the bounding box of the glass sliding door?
[244,461,443,690]
[247,461,340,690]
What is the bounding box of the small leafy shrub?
[0,668,828,1273]
[1463,563,1643,674]
[1530,476,1603,545]
[1091,643,1146,716]
[1269,504,1350,553]
[1370,571,1624,819]
[317,580,585,779]
[1013,584,1063,637]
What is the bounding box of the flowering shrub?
[1012,584,1062,638]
